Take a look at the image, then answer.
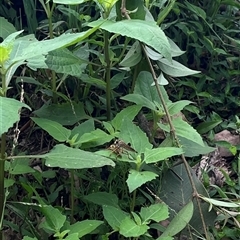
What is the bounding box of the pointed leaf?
[161,201,194,237]
[40,205,66,232]
[158,58,200,77]
[31,118,71,142]
[158,118,205,146]
[0,17,17,39]
[127,170,158,193]
[103,205,128,230]
[0,97,31,135]
[140,203,169,223]
[121,94,156,111]
[84,192,119,208]
[68,220,103,238]
[89,19,171,61]
[111,105,142,131]
[119,119,152,153]
[120,41,142,67]
[119,217,149,237]
[167,100,193,115]
[144,147,184,163]
[42,144,115,169]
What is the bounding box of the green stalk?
[46,2,57,103]
[0,73,7,240]
[70,169,75,224]
[104,30,111,120]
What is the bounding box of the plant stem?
[46,2,57,103]
[70,169,75,224]
[104,30,111,120]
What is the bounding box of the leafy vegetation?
[0,0,240,239]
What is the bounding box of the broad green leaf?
[103,205,128,230]
[119,217,149,237]
[89,19,171,61]
[64,233,79,240]
[133,71,171,105]
[178,136,215,157]
[40,205,66,232]
[158,58,200,77]
[168,38,185,57]
[140,203,169,223]
[119,119,152,153]
[159,163,217,235]
[120,41,142,67]
[46,48,85,77]
[121,94,156,111]
[167,100,193,115]
[151,72,169,86]
[9,159,35,175]
[23,237,38,240]
[184,1,206,20]
[144,147,184,163]
[111,105,142,131]
[68,220,103,238]
[102,121,114,135]
[33,102,88,126]
[84,192,119,208]
[127,170,158,193]
[53,0,85,4]
[79,129,113,148]
[81,74,106,90]
[158,118,205,146]
[196,120,222,134]
[42,144,115,169]
[161,201,194,237]
[31,118,71,142]
[0,97,31,135]
[110,72,126,89]
[71,119,95,140]
[157,237,173,240]
[0,17,17,39]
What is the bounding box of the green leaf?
[46,48,85,77]
[0,17,17,39]
[33,102,88,126]
[160,201,194,237]
[178,136,215,157]
[53,0,85,4]
[144,147,184,164]
[64,233,79,240]
[120,41,142,67]
[89,19,171,61]
[0,97,31,135]
[119,120,152,153]
[42,144,115,169]
[167,100,193,115]
[40,205,66,233]
[84,192,119,208]
[79,129,113,148]
[103,205,129,230]
[111,105,142,131]
[68,220,103,238]
[31,118,71,142]
[184,1,206,20]
[127,170,158,193]
[151,72,168,86]
[10,159,35,175]
[102,121,115,135]
[158,118,205,146]
[158,58,200,77]
[140,203,169,223]
[71,119,95,140]
[121,94,156,111]
[119,216,149,237]
[196,120,222,134]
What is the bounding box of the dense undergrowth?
[0,0,240,239]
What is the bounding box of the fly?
[108,139,136,157]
